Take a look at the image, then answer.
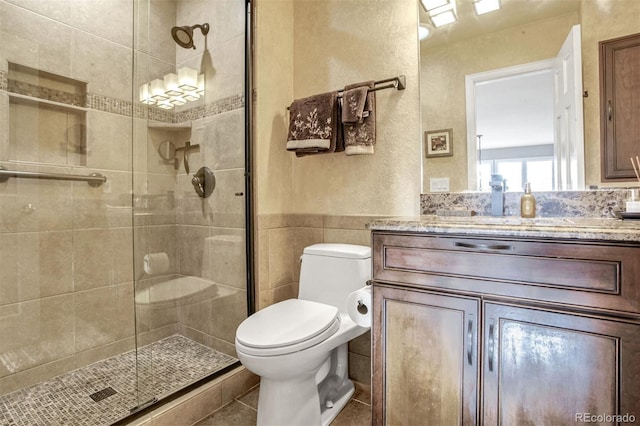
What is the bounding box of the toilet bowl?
[235,243,371,426]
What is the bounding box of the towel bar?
[337,75,406,94]
[0,166,107,187]
[286,75,406,110]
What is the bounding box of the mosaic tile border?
[0,70,7,91]
[8,79,85,107]
[0,335,237,426]
[421,189,633,218]
[175,94,245,122]
[1,72,243,123]
[87,93,245,123]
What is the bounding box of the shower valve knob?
[191,167,215,198]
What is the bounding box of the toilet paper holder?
[357,300,368,315]
[358,281,372,314]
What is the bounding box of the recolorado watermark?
[575,413,636,423]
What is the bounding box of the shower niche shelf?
[148,121,192,130]
[8,92,88,113]
[8,63,87,108]
[8,63,88,164]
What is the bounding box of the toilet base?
[256,375,355,426]
[320,379,354,426]
[254,343,355,426]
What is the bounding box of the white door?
[553,25,585,190]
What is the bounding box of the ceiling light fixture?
[420,0,451,12]
[473,0,501,15]
[430,9,457,27]
[138,67,204,109]
[423,0,457,28]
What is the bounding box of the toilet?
[235,243,371,426]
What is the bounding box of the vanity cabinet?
[372,231,640,425]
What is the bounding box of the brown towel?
[342,86,369,123]
[342,81,375,155]
[287,91,340,155]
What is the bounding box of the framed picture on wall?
[425,129,453,158]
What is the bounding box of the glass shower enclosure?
[0,0,250,424]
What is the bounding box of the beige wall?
[254,0,295,216]
[255,0,421,217]
[421,0,640,192]
[292,0,421,215]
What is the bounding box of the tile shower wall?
[133,0,247,361]
[255,214,390,387]
[0,0,247,396]
[0,0,136,395]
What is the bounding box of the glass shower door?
[0,0,140,424]
[131,0,247,407]
[0,0,248,421]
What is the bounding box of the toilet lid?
[236,299,339,356]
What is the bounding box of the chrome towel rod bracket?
[0,166,107,187]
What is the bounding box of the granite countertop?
[367,215,640,242]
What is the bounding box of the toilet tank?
[298,243,371,314]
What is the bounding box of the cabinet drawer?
[373,232,640,315]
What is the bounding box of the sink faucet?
[489,174,506,216]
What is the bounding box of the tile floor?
[0,335,237,426]
[195,383,371,426]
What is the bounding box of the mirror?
[158,139,177,161]
[419,0,639,192]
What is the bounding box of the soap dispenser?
[520,182,536,218]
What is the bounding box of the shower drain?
[89,386,117,402]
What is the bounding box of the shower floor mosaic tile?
[0,335,237,426]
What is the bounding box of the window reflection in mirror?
[473,68,555,191]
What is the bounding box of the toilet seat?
[236,299,340,356]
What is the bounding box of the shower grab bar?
[0,166,107,187]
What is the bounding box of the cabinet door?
[373,285,479,426]
[600,32,640,181]
[483,302,640,425]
